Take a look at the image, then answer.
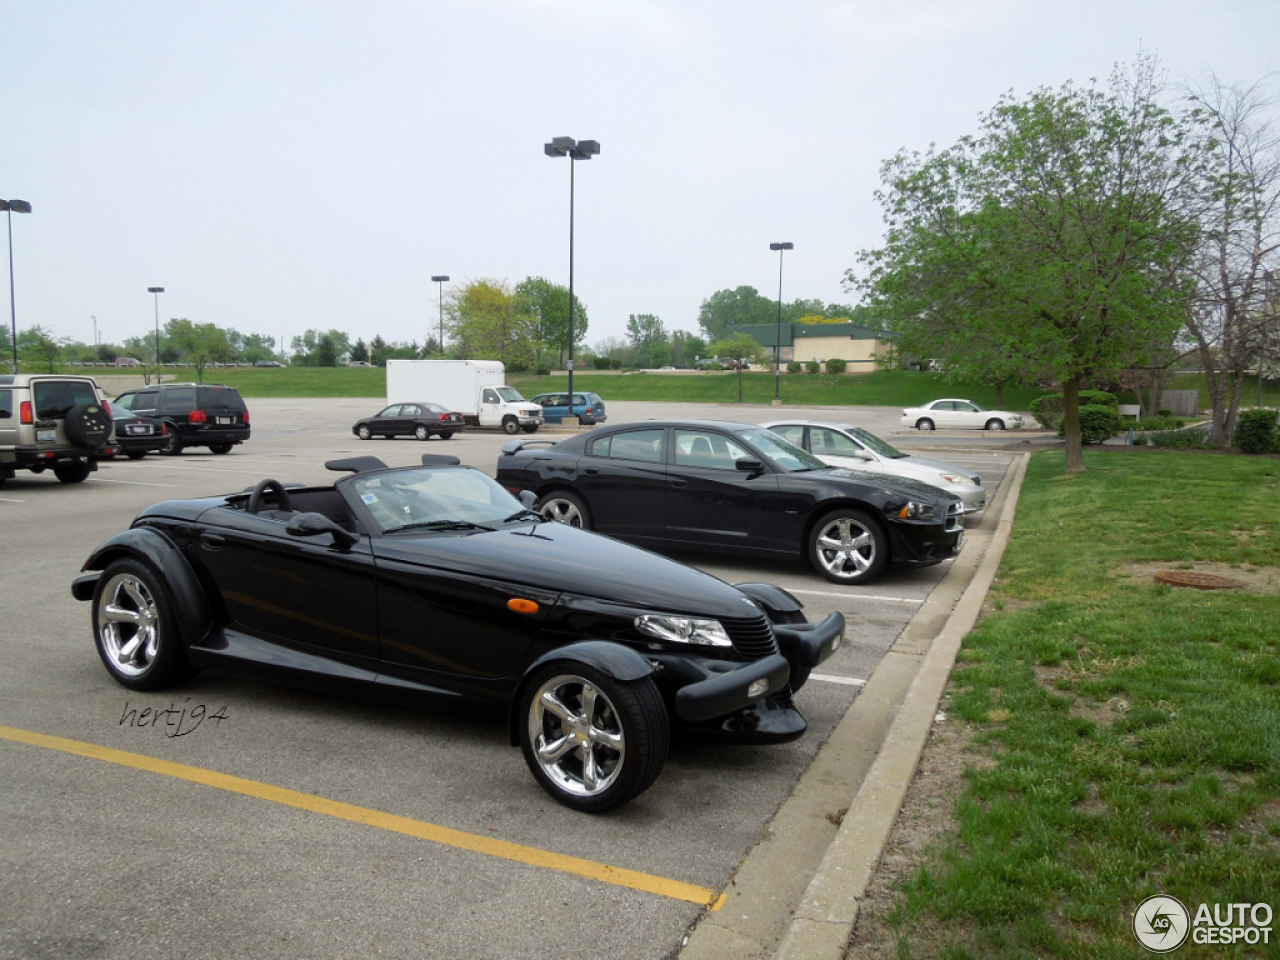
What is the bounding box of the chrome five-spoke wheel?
[528,674,626,799]
[536,491,591,529]
[92,559,192,690]
[808,508,888,585]
[98,570,161,678]
[518,664,668,812]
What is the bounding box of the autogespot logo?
[1134,895,1191,953]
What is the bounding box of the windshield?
[845,426,906,459]
[347,466,533,535]
[738,427,827,473]
[494,386,525,403]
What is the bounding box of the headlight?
[894,500,935,520]
[635,614,733,647]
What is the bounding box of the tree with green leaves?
[669,330,707,368]
[697,286,777,341]
[291,329,351,367]
[447,279,538,370]
[851,57,1203,472]
[514,277,584,370]
[167,319,235,381]
[18,325,65,372]
[708,332,765,366]
[625,313,669,368]
[316,334,339,367]
[225,329,278,364]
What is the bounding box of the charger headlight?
[635,614,733,647]
[895,500,935,520]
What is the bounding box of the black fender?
[507,640,656,745]
[71,527,214,650]
[734,582,804,618]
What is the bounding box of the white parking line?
[786,588,923,605]
[91,478,179,488]
[809,674,867,687]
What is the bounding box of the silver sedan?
[764,419,986,514]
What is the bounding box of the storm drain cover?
[1154,570,1244,590]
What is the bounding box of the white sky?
[3,0,1277,354]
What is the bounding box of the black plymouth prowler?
[73,454,843,812]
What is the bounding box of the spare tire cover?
[64,402,113,448]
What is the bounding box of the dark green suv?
[0,374,118,485]
[112,383,250,455]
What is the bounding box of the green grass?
[209,366,1045,408]
[885,450,1280,959]
[184,367,390,398]
[509,369,1047,409]
[63,362,1280,411]
[82,365,1045,407]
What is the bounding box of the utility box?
[385,360,543,435]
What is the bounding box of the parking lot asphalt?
[0,397,1030,960]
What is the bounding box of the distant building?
[729,322,894,370]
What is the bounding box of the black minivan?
[113,383,250,455]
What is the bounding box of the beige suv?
[0,374,118,486]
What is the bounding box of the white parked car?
[765,420,987,514]
[900,399,1024,432]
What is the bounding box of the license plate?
[128,424,149,435]
[216,416,233,425]
[37,429,55,442]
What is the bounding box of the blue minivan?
[532,392,607,425]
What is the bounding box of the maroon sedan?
[352,402,465,441]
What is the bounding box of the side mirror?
[519,490,538,509]
[735,457,765,474]
[286,511,358,550]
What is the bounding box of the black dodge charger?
[73,454,843,812]
[496,419,965,585]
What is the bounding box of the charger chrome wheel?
[809,508,888,584]
[536,491,591,529]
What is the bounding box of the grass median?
[880,448,1280,959]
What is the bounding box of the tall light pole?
[770,242,793,404]
[431,275,449,356]
[2,198,33,374]
[544,136,600,405]
[148,286,165,376]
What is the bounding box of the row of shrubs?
[1032,389,1279,453]
[787,359,847,374]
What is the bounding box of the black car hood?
[373,520,760,619]
[821,466,955,502]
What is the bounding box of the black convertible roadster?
[73,454,843,812]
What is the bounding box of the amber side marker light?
[508,598,540,614]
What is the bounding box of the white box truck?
[385,360,544,434]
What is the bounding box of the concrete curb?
[775,451,1029,959]
[677,451,1030,960]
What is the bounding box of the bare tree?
[1182,73,1280,444]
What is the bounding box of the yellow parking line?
[0,724,726,910]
